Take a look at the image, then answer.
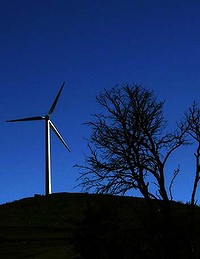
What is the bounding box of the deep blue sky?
[1,0,200,204]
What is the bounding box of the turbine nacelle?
[45,115,50,120]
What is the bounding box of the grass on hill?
[0,192,199,259]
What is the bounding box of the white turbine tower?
[6,82,70,195]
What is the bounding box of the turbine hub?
[45,115,50,120]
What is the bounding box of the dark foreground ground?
[0,193,199,259]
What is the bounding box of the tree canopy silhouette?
[77,84,188,205]
[182,102,200,206]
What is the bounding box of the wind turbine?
[6,82,70,195]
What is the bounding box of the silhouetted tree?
[181,102,200,258]
[77,84,187,212]
[183,102,200,206]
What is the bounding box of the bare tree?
[169,166,180,201]
[77,84,187,210]
[178,102,200,259]
[183,102,200,206]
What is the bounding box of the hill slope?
[0,193,199,259]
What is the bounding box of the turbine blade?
[48,82,65,115]
[6,116,45,122]
[49,120,70,152]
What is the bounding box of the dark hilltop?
[0,192,200,259]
